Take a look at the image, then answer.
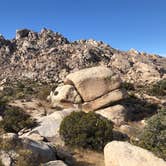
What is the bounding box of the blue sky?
[0,0,166,56]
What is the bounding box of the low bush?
[148,79,166,96]
[137,108,166,160]
[0,137,37,166]
[60,111,113,151]
[0,160,4,166]
[0,108,36,133]
[15,149,37,166]
[0,79,56,101]
[36,85,53,100]
[121,82,135,91]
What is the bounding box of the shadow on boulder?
[119,95,158,121]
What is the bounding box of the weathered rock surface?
[46,67,128,126]
[43,160,68,166]
[19,132,45,141]
[2,132,18,141]
[96,105,126,125]
[104,141,166,166]
[82,89,127,112]
[126,62,161,83]
[65,66,121,101]
[47,84,82,108]
[25,108,78,139]
[0,135,56,165]
[0,28,165,86]
[21,138,56,163]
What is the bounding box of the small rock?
[43,160,68,166]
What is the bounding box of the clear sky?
[0,0,166,56]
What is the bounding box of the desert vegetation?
[147,79,166,97]
[0,136,38,166]
[137,108,166,160]
[1,79,56,101]
[0,108,36,133]
[60,111,113,151]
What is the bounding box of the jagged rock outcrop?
[0,28,165,85]
[104,141,166,166]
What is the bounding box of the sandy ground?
[9,99,55,119]
[71,149,104,166]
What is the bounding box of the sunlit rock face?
[0,28,165,85]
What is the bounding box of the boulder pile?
[48,66,128,126]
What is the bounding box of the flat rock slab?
[96,105,126,125]
[82,89,127,112]
[25,109,78,139]
[65,66,121,102]
[104,141,166,166]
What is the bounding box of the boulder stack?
[48,66,127,125]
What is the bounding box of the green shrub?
[121,82,135,91]
[36,85,52,100]
[148,79,166,96]
[0,96,8,109]
[0,137,37,166]
[120,95,158,121]
[0,160,4,166]
[137,108,166,160]
[60,111,113,151]
[0,108,36,133]
[15,149,38,166]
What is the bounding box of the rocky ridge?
[0,28,165,85]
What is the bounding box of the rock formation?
[48,66,127,126]
[104,141,166,166]
[0,28,165,85]
[0,28,165,166]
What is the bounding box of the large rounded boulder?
[65,66,121,102]
[104,141,166,166]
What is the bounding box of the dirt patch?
[9,99,55,119]
[71,148,104,166]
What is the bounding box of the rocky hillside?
[0,28,166,166]
[0,28,166,85]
